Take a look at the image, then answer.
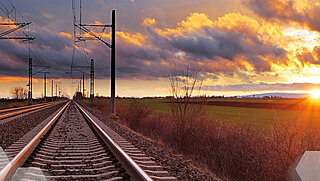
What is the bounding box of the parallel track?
[0,102,61,120]
[0,101,176,180]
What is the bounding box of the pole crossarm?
[33,65,51,67]
[71,65,90,68]
[76,37,97,41]
[71,66,90,76]
[32,66,50,76]
[0,22,30,25]
[0,37,35,40]
[75,24,111,48]
[0,22,31,37]
[80,24,112,27]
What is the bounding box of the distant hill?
[241,93,309,98]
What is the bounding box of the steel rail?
[0,101,70,181]
[0,102,61,120]
[74,102,153,181]
[0,102,54,113]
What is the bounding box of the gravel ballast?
[0,102,66,149]
[82,104,217,181]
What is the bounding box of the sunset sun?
[310,89,320,99]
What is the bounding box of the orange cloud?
[0,16,18,33]
[0,76,39,83]
[59,32,72,38]
[73,44,92,53]
[179,12,213,30]
[155,12,213,37]
[142,17,156,26]
[214,13,260,34]
[247,0,320,32]
[117,31,145,46]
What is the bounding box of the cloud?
[142,17,157,26]
[60,32,73,38]
[246,0,320,32]
[74,12,290,79]
[152,12,287,72]
[0,76,29,82]
[296,46,320,66]
[0,16,74,77]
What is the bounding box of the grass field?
[205,98,305,104]
[96,98,320,127]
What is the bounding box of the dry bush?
[119,100,152,130]
[84,99,111,116]
[265,120,320,179]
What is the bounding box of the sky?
[1,0,320,98]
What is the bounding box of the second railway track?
[0,101,62,121]
[0,101,176,180]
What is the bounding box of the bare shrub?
[120,100,152,130]
[168,66,209,152]
[169,66,205,119]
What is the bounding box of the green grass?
[204,105,320,125]
[205,98,306,104]
[90,98,320,127]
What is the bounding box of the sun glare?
[310,89,320,99]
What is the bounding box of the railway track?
[0,101,62,120]
[0,101,176,180]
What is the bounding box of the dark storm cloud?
[31,28,72,52]
[246,0,320,32]
[0,41,31,76]
[168,28,285,71]
[115,45,171,78]
[0,28,74,78]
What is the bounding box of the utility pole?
[51,80,53,101]
[28,58,32,102]
[90,59,94,104]
[82,73,85,99]
[44,72,47,101]
[56,83,58,100]
[73,1,117,117]
[110,10,116,117]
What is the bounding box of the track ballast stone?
[0,102,66,150]
[23,102,129,180]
